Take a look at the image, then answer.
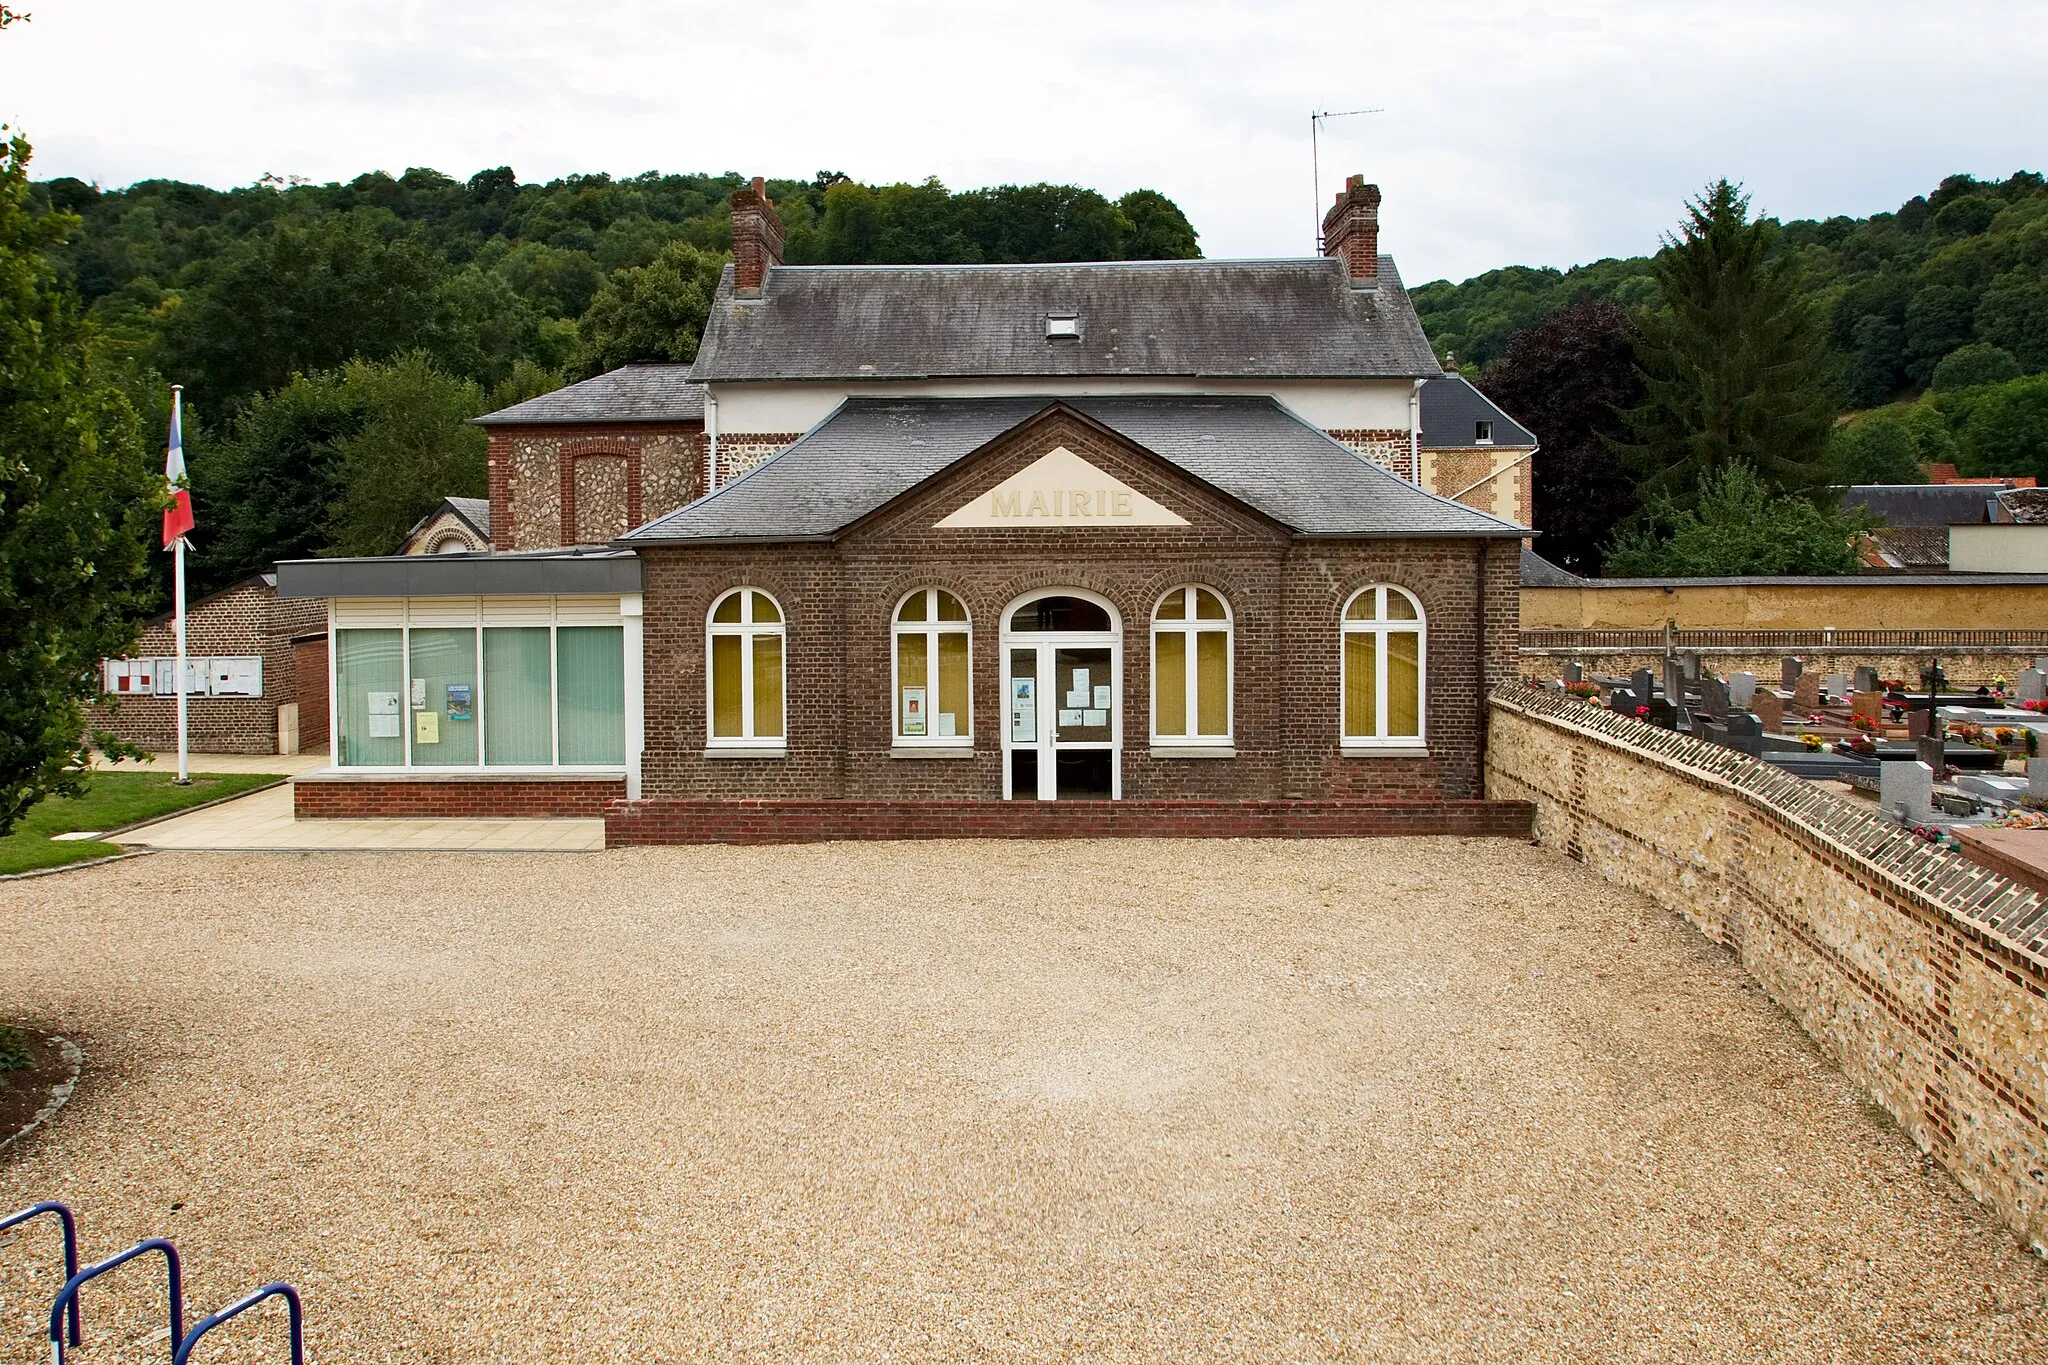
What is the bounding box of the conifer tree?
[1612,180,1838,503]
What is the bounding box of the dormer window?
[1474,420,1494,445]
[1045,314,1080,340]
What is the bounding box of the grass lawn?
[0,771,283,875]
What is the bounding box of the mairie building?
[276,175,1538,841]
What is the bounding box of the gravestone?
[1728,672,1757,708]
[1610,687,1640,716]
[2019,668,2045,703]
[1662,660,1686,712]
[1722,713,1764,757]
[1916,735,1948,774]
[1645,698,1677,729]
[1679,651,1702,683]
[1853,665,1881,693]
[1563,660,1583,684]
[1633,669,1657,705]
[1792,673,1820,712]
[1700,675,1731,718]
[1824,673,1852,703]
[1907,707,1934,740]
[2031,756,2048,800]
[1751,690,1783,733]
[1956,773,2027,804]
[1851,691,1884,726]
[2037,656,2048,675]
[1880,760,1935,824]
[1781,657,1803,690]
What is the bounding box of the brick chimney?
[1322,174,1381,289]
[730,176,784,296]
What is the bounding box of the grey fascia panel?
[275,553,642,598]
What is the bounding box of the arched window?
[707,588,785,746]
[1342,586,1425,745]
[1152,586,1231,744]
[893,588,971,744]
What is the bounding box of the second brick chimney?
[1322,175,1381,289]
[730,176,785,296]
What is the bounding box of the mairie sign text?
[935,446,1188,528]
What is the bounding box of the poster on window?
[416,709,440,745]
[446,683,473,721]
[1010,678,1036,741]
[901,686,927,736]
[368,690,402,739]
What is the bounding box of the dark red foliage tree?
[1481,299,1645,575]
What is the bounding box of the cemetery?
[1535,652,2048,895]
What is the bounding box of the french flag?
[163,393,194,548]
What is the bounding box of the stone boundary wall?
[1486,683,2048,1252]
[605,798,1533,846]
[1520,648,2037,689]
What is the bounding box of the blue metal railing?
[0,1202,81,1346]
[173,1282,303,1365]
[10,1199,306,1365]
[48,1237,183,1365]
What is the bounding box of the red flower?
[1635,706,1650,718]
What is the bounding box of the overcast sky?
[4,1,2044,285]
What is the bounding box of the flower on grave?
[1850,713,1880,734]
[1799,733,1824,751]
[1635,705,1650,718]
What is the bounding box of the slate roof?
[1419,375,1537,448]
[1519,548,1582,587]
[445,497,491,539]
[1837,483,2013,527]
[621,396,1525,545]
[688,258,1441,383]
[473,364,706,425]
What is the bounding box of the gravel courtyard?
[2,839,2044,1363]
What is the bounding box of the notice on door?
[1010,678,1036,741]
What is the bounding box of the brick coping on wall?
[1491,682,2048,971]
[605,798,1533,846]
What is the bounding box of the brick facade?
[488,423,704,550]
[295,775,625,819]
[1324,428,1413,480]
[1423,445,1532,526]
[89,578,328,755]
[404,509,489,555]
[632,407,1522,816]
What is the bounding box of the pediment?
[934,446,1189,529]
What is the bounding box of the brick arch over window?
[560,443,644,545]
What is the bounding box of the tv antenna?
[1312,107,1385,252]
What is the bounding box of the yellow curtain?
[752,634,784,739]
[1344,632,1377,737]
[1387,630,1421,737]
[711,635,742,737]
[937,632,969,735]
[1155,631,1187,736]
[1196,630,1228,736]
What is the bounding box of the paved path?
[88,753,604,853]
[1,841,2042,1362]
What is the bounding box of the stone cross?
[1728,672,1757,708]
[1853,665,1880,693]
[1880,759,1935,824]
[1751,690,1783,733]
[1781,657,1804,690]
[1792,672,1820,712]
[2019,668,2045,704]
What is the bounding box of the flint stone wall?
[1487,683,2048,1253]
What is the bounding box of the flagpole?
[171,384,190,785]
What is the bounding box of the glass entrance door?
[1002,630,1119,799]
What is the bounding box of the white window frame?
[326,595,631,774]
[1149,585,1233,747]
[891,587,973,747]
[705,587,787,751]
[1339,584,1428,750]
